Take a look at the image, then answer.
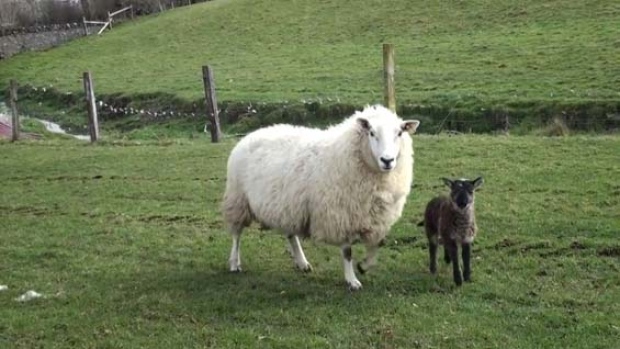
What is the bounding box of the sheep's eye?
[369,131,375,137]
[397,131,403,137]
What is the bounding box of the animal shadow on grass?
[108,262,436,321]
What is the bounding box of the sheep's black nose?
[380,157,394,166]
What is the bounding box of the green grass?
[1,0,619,105]
[1,134,619,348]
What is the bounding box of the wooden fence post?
[9,79,19,142]
[202,65,222,143]
[383,43,396,113]
[107,12,113,29]
[82,71,99,142]
[82,16,89,35]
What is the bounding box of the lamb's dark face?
[357,117,419,172]
[442,177,484,210]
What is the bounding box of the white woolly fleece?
[222,104,416,247]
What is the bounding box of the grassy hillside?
[1,135,619,348]
[1,0,619,106]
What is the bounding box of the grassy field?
[1,0,619,105]
[1,134,619,348]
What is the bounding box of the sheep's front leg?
[357,241,382,275]
[342,245,362,290]
[287,235,312,272]
[446,241,462,286]
[462,243,471,282]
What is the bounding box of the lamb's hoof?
[229,264,243,273]
[346,279,363,291]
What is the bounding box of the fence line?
[18,103,609,129]
[5,42,619,142]
[16,77,619,101]
[11,89,616,142]
[16,69,616,88]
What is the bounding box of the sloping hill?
[0,0,619,134]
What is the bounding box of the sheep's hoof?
[347,279,363,291]
[297,263,313,273]
[229,264,243,273]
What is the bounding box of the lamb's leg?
[287,235,312,272]
[443,247,451,264]
[228,225,243,272]
[341,245,362,290]
[446,241,462,286]
[429,240,438,274]
[357,242,381,274]
[427,233,439,274]
[462,243,472,282]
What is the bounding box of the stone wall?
[0,23,99,59]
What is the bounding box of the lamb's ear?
[357,117,371,131]
[441,177,453,187]
[401,120,420,134]
[472,176,484,189]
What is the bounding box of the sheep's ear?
[441,177,453,187]
[401,120,420,134]
[472,176,484,189]
[357,117,371,131]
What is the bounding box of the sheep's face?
[442,177,484,210]
[357,117,420,172]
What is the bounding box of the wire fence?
[2,41,619,142]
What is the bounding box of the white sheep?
[221,104,420,290]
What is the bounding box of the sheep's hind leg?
[228,225,244,272]
[287,235,312,272]
[342,245,362,290]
